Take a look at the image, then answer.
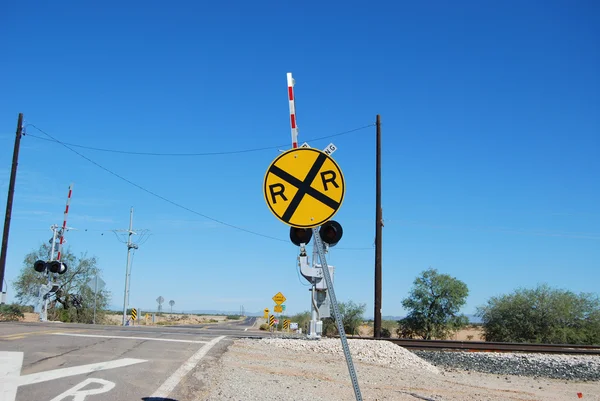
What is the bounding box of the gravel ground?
[201,337,600,401]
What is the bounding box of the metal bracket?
[298,253,323,282]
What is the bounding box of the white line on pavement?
[0,351,23,401]
[52,333,211,343]
[106,329,206,336]
[17,358,146,386]
[151,335,225,399]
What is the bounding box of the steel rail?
[341,336,600,355]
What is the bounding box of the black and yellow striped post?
[269,314,275,332]
[283,319,290,331]
[131,308,137,324]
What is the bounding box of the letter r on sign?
[268,183,288,203]
[320,171,339,191]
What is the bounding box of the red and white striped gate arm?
[287,72,298,149]
[57,183,73,261]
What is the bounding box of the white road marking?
[107,329,206,336]
[52,333,210,343]
[151,335,225,398]
[0,351,23,401]
[17,358,146,386]
[50,378,115,401]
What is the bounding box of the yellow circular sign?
[263,148,345,228]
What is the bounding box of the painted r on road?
[0,351,145,401]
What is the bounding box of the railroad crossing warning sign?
[274,305,283,313]
[131,308,137,321]
[272,292,286,305]
[283,319,290,329]
[264,148,345,228]
[269,315,275,327]
[263,308,269,318]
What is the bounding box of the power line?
[27,123,376,249]
[25,123,375,156]
[30,124,287,243]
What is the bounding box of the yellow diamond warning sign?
[263,148,345,228]
[272,292,286,305]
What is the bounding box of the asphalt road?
[0,317,262,401]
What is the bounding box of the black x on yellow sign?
[263,148,345,228]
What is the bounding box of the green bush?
[17,304,34,313]
[322,301,366,336]
[0,304,25,321]
[477,284,600,345]
[290,311,310,331]
[381,319,396,338]
[259,323,270,331]
[322,317,337,336]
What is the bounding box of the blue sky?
[0,0,598,317]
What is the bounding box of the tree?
[398,268,469,340]
[323,300,366,336]
[13,243,111,324]
[476,284,600,344]
[291,311,311,332]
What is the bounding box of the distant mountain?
[363,316,403,321]
[186,309,264,316]
[465,314,482,324]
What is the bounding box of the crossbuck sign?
[263,148,345,228]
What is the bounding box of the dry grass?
[22,312,41,322]
[16,312,234,326]
[104,312,231,326]
[357,324,485,341]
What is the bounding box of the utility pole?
[121,207,138,326]
[374,114,383,338]
[0,113,24,304]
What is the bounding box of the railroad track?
[343,336,600,355]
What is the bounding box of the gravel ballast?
[415,350,600,381]
[261,337,440,374]
[201,337,600,400]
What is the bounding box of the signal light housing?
[36,260,67,275]
[34,260,47,273]
[319,220,343,247]
[48,261,68,275]
[290,226,313,246]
